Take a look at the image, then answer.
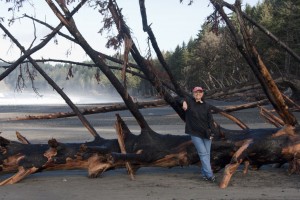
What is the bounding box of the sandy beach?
[0,101,300,200]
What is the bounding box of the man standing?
[182,86,216,182]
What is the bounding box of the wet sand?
[0,101,300,200]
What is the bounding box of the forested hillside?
[162,0,300,91]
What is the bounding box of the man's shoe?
[207,176,216,183]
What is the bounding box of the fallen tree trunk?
[1,114,300,188]
[10,99,167,121]
[9,98,267,122]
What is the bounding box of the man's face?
[193,90,203,100]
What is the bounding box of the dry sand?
[0,101,300,200]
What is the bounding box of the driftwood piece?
[115,114,135,180]
[0,166,39,186]
[259,106,284,127]
[16,131,30,144]
[220,99,269,112]
[283,94,300,111]
[219,139,253,189]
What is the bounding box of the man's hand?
[182,101,188,111]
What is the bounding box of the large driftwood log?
[1,114,300,188]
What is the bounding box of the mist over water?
[0,90,123,105]
[0,68,128,105]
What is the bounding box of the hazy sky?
[0,0,260,62]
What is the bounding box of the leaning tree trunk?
[138,0,186,98]
[210,0,297,126]
[46,0,151,131]
[234,2,297,126]
[107,0,185,121]
[219,0,300,64]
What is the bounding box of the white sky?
[0,0,260,63]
